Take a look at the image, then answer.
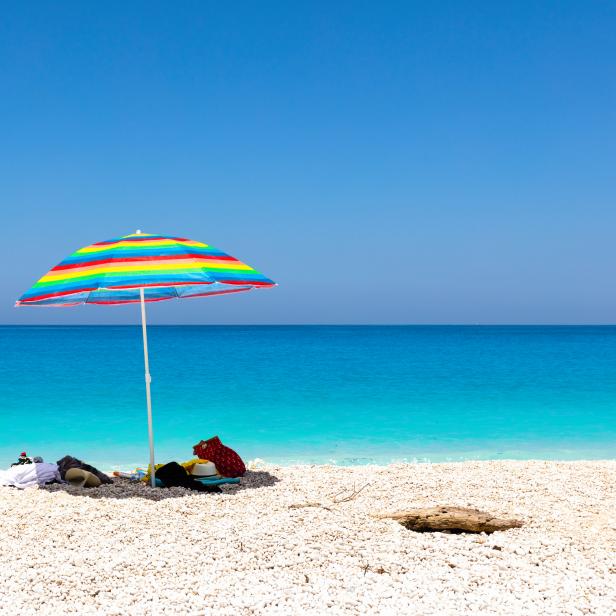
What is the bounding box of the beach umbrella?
[16,231,276,486]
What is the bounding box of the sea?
[1,325,615,470]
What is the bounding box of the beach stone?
[0,461,614,615]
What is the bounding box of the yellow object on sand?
[180,458,209,473]
[142,459,209,482]
[142,463,165,483]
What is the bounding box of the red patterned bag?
[192,436,246,478]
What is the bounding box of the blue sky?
[1,1,615,324]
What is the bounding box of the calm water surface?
[0,326,615,469]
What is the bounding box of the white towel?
[0,462,61,489]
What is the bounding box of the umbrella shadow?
[42,470,280,501]
[230,470,280,491]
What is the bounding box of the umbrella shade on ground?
[16,231,276,485]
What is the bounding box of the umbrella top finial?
[135,229,142,235]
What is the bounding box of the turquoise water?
[0,325,615,469]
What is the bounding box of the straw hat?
[65,468,102,488]
[190,462,218,477]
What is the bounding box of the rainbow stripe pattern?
[16,232,275,306]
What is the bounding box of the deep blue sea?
[1,326,615,470]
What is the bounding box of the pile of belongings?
[0,452,111,490]
[193,436,246,478]
[114,436,245,493]
[57,455,113,488]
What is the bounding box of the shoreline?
[1,460,614,614]
[101,453,616,476]
[1,450,614,476]
[109,454,616,473]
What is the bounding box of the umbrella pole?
[139,287,156,488]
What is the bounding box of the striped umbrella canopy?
[16,231,275,306]
[16,231,275,486]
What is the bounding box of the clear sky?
[1,1,615,324]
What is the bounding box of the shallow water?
[1,325,615,469]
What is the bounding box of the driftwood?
[376,506,523,534]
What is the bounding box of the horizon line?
[2,323,616,327]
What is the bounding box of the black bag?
[155,462,221,493]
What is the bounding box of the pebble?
[0,460,614,615]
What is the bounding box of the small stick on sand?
[331,483,371,504]
[289,482,371,510]
[288,502,322,509]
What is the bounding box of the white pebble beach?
[0,460,614,615]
